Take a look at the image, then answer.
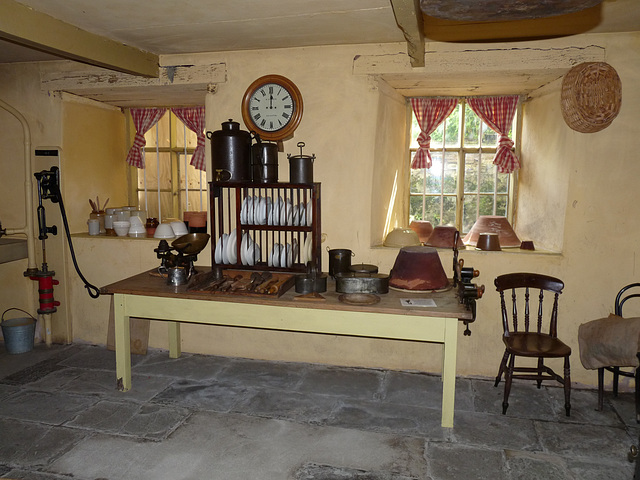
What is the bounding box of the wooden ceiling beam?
[0,0,158,78]
[390,0,425,68]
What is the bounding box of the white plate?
[292,238,299,263]
[271,243,281,267]
[301,236,307,265]
[221,233,229,264]
[257,197,268,225]
[227,229,237,264]
[240,197,248,224]
[303,234,313,265]
[253,243,261,264]
[246,197,254,225]
[214,235,224,264]
[307,202,313,226]
[280,243,288,268]
[240,233,248,265]
[298,203,306,227]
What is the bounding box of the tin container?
[335,272,390,294]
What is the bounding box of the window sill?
[71,233,161,241]
[371,244,561,255]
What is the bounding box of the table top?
[101,268,473,320]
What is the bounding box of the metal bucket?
[1,308,36,354]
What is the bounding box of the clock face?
[242,75,303,141]
[248,83,295,132]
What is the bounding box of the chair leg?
[597,367,605,411]
[613,367,620,397]
[536,357,544,389]
[502,354,515,415]
[564,355,571,417]
[495,350,509,387]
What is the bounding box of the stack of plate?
[240,195,312,227]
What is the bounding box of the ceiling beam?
[390,0,425,68]
[0,0,158,78]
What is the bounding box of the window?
[137,111,206,220]
[409,99,519,234]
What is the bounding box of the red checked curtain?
[467,96,520,173]
[126,108,167,168]
[171,106,206,171]
[410,98,458,169]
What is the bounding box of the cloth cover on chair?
[578,314,640,370]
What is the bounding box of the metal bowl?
[172,233,210,255]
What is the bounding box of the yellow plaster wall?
[61,100,128,234]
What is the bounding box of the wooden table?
[101,269,473,428]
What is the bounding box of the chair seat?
[504,332,571,357]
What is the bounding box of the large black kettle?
[207,119,251,182]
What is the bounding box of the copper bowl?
[172,233,210,255]
[476,233,501,251]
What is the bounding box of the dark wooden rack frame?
[209,182,321,272]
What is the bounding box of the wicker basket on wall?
[561,62,622,133]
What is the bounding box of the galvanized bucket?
[1,308,36,355]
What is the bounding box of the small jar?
[145,217,159,236]
[89,211,106,234]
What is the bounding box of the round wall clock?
[241,74,303,142]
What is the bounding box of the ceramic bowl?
[129,216,144,227]
[154,223,175,239]
[113,220,130,237]
[128,223,146,236]
[383,228,420,248]
[170,221,189,236]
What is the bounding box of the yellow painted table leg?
[168,321,181,358]
[113,293,131,391]
[441,317,459,428]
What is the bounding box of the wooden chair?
[597,283,640,421]
[494,272,571,416]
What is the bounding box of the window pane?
[410,167,426,194]
[176,123,198,149]
[496,171,509,194]
[425,154,442,194]
[143,113,170,147]
[479,153,496,193]
[442,195,457,226]
[464,153,479,193]
[443,152,458,194]
[139,191,173,222]
[464,105,480,146]
[409,195,425,221]
[481,124,498,147]
[495,195,507,216]
[444,104,460,148]
[479,194,496,216]
[462,196,477,233]
[430,123,444,150]
[411,195,443,225]
[140,152,171,190]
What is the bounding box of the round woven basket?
[561,62,622,133]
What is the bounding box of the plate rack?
[209,181,321,273]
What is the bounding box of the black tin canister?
[287,142,315,184]
[251,135,279,183]
[207,119,251,182]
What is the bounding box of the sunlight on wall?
[383,170,399,237]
